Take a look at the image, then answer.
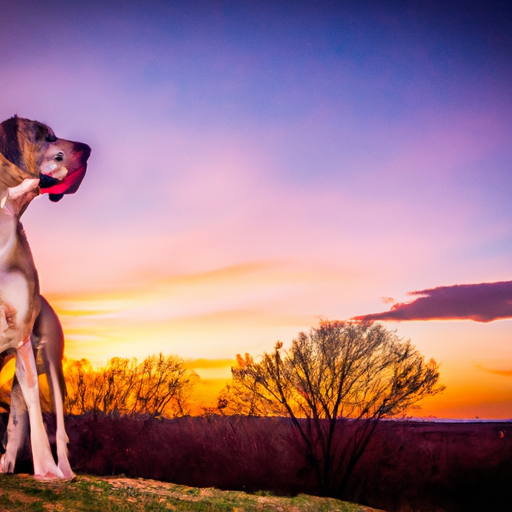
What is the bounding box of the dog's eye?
[45,133,57,142]
[54,153,64,162]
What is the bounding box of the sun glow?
[2,0,510,421]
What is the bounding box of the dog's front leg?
[15,336,63,479]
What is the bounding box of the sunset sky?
[1,0,511,418]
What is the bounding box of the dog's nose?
[73,142,91,161]
[39,173,61,189]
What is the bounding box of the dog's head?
[0,116,91,203]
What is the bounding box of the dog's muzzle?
[39,142,91,202]
[40,164,87,201]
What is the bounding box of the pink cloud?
[354,280,512,323]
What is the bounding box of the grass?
[0,474,381,512]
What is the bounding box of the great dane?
[0,116,90,478]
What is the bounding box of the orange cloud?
[42,260,324,365]
[476,364,512,378]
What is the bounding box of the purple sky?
[1,0,512,417]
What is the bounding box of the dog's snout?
[73,142,91,161]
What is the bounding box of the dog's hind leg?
[0,375,29,473]
[46,361,73,478]
[15,336,63,479]
[36,296,73,478]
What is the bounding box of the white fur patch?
[0,204,15,260]
[0,271,28,328]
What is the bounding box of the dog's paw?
[58,459,75,479]
[0,453,15,474]
[34,464,65,480]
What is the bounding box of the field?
[0,474,379,512]
[2,415,511,512]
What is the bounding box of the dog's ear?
[0,151,30,189]
[0,117,22,167]
[0,117,39,186]
[31,123,47,144]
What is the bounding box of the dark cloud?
[354,280,512,323]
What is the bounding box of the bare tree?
[64,353,198,418]
[130,353,199,418]
[64,358,100,416]
[218,354,287,416]
[100,357,140,416]
[219,320,444,494]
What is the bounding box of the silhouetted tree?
[219,320,444,494]
[130,353,197,417]
[217,354,287,416]
[64,358,100,414]
[64,353,198,418]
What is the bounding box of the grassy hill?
[0,474,381,512]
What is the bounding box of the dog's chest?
[0,211,35,339]
[0,270,29,325]
[0,207,16,264]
